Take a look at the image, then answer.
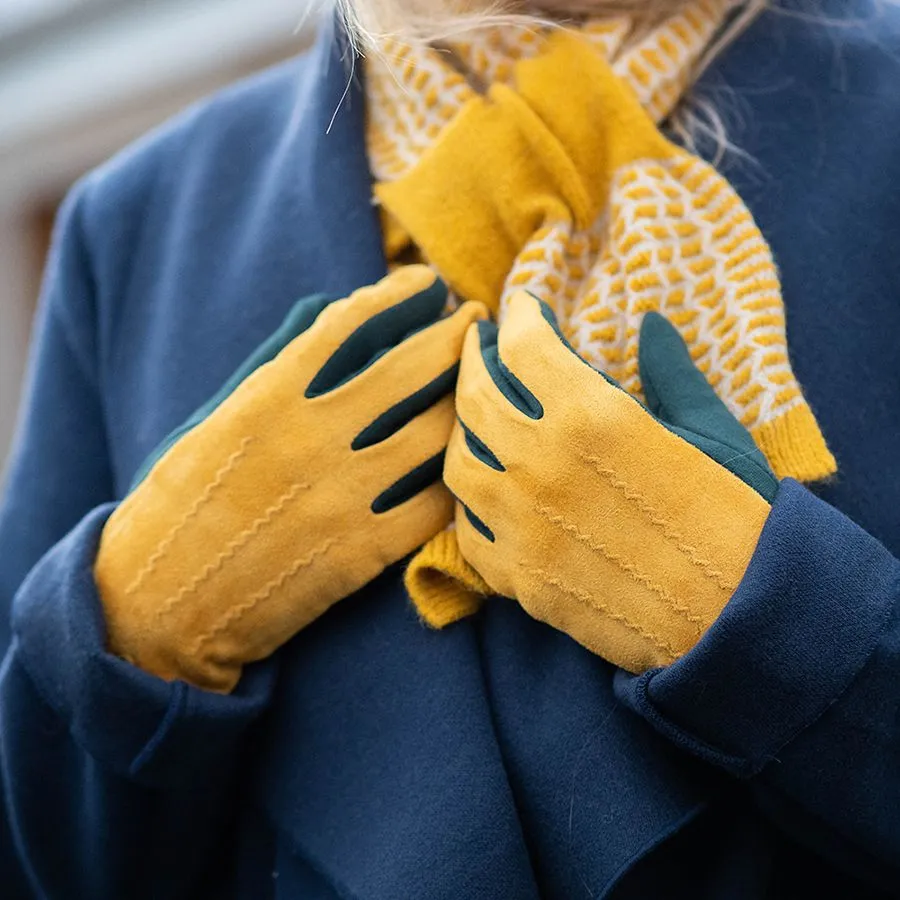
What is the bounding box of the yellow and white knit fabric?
[365,0,836,482]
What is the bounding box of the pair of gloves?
[95,266,776,693]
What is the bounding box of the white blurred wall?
[0,214,38,471]
[0,0,316,478]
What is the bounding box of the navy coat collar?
[294,15,388,294]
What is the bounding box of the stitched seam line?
[536,504,705,634]
[522,564,679,662]
[152,480,311,624]
[125,436,254,596]
[188,538,336,657]
[584,456,737,592]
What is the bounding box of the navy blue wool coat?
[1,4,899,897]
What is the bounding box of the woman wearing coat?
[0,0,899,896]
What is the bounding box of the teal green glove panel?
[638,311,778,502]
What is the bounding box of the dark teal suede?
[460,418,505,472]
[352,364,459,451]
[639,312,779,502]
[463,504,496,543]
[304,277,448,399]
[371,451,445,514]
[475,319,544,420]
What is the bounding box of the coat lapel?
[297,16,388,295]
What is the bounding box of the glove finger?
[498,291,604,390]
[455,319,537,455]
[372,479,455,557]
[361,393,456,489]
[351,362,459,452]
[328,299,486,438]
[344,303,487,413]
[296,266,446,391]
[493,291,633,429]
[444,422,503,543]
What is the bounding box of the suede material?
[445,292,771,673]
[94,267,486,691]
[407,308,778,630]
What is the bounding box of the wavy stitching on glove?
[535,504,706,633]
[152,479,311,626]
[188,538,337,658]
[522,564,680,662]
[584,456,737,592]
[124,436,255,597]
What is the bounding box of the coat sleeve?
[616,477,900,893]
[0,181,274,899]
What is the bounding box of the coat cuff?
[10,504,276,788]
[615,479,898,777]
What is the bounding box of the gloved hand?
[443,291,776,673]
[95,266,487,692]
[126,290,338,492]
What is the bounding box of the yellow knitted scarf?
[364,0,836,625]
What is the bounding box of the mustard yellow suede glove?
[95,267,486,692]
[444,291,773,673]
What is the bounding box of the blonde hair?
[335,0,762,57]
[336,0,767,158]
[335,0,894,157]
